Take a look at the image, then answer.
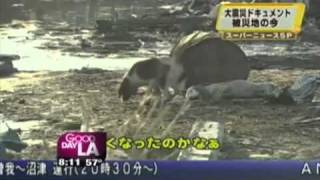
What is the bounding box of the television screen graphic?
[0,0,320,179]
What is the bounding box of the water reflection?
[0,22,149,71]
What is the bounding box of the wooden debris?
[0,54,19,76]
[96,16,211,33]
[0,54,20,62]
[248,55,320,70]
[294,117,320,125]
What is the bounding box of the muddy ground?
[1,1,320,160]
[1,68,320,160]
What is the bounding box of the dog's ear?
[118,77,131,101]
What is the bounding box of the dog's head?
[118,76,139,101]
[118,58,166,101]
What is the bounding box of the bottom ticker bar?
[0,160,319,180]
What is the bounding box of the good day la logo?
[62,133,99,156]
[57,132,107,159]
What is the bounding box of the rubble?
[287,75,320,104]
[0,118,27,158]
[0,54,20,76]
[95,16,211,34]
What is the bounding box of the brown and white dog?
[118,37,250,101]
[118,58,170,101]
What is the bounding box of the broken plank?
[294,117,320,125]
[96,16,211,33]
[248,55,320,70]
[0,54,20,62]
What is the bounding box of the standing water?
[0,21,160,71]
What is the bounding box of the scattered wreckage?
[0,54,19,76]
[0,118,27,158]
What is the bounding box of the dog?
[118,34,250,101]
